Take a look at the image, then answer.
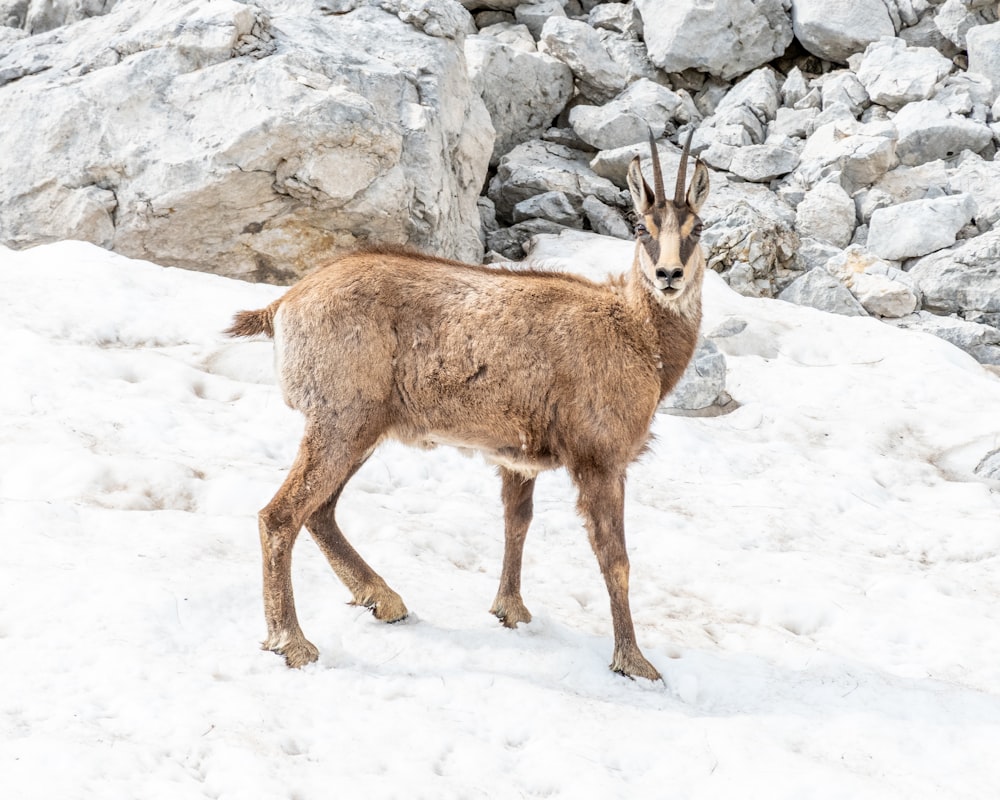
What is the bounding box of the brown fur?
[227,138,711,681]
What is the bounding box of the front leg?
[574,467,661,682]
[490,468,535,628]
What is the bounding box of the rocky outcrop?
[0,0,492,281]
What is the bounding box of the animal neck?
[626,249,704,400]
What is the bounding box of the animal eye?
[634,221,650,239]
[691,220,703,239]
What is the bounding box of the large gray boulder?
[487,139,623,222]
[907,229,1000,320]
[797,119,897,189]
[966,20,1000,103]
[634,0,793,80]
[794,181,856,249]
[569,79,692,151]
[867,195,977,261]
[778,267,869,316]
[466,25,572,165]
[791,0,895,63]
[538,16,626,103]
[854,38,954,111]
[0,0,493,282]
[893,100,994,165]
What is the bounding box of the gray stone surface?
[888,311,1000,365]
[778,267,869,316]
[855,38,954,111]
[538,16,626,103]
[907,229,1000,318]
[795,182,857,249]
[966,20,1000,102]
[893,100,994,166]
[867,194,977,260]
[792,0,895,63]
[727,141,800,183]
[569,79,689,151]
[634,0,793,80]
[466,27,573,165]
[660,338,728,411]
[0,0,493,281]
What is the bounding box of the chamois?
[226,131,711,680]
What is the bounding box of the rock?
[660,338,728,411]
[513,0,565,40]
[838,256,921,317]
[948,152,1000,233]
[702,189,800,298]
[976,449,1000,479]
[795,182,856,249]
[588,2,643,37]
[907,229,1000,319]
[792,0,895,63]
[727,141,800,182]
[6,0,117,33]
[512,190,581,227]
[935,0,999,50]
[855,38,954,111]
[794,237,842,272]
[888,311,1000,365]
[539,16,626,103]
[867,194,976,261]
[967,21,1000,103]
[486,217,571,260]
[634,0,793,81]
[855,160,952,223]
[778,267,869,316]
[466,28,573,165]
[569,79,689,151]
[901,14,961,57]
[798,119,897,190]
[0,0,493,281]
[781,67,810,108]
[714,68,782,126]
[819,70,869,117]
[893,100,993,166]
[582,195,631,239]
[770,106,820,139]
[487,139,622,222]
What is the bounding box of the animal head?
[627,129,710,307]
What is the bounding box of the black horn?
[647,128,665,207]
[674,127,694,206]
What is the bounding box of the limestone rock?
[0,0,493,281]
[792,0,895,63]
[966,20,1000,103]
[855,38,954,111]
[539,16,626,103]
[935,0,999,50]
[948,153,1000,233]
[907,229,1000,319]
[582,196,631,239]
[466,28,573,165]
[794,181,856,249]
[487,139,622,222]
[867,195,976,260]
[778,268,869,316]
[798,119,898,190]
[888,311,1000,365]
[893,100,993,166]
[660,338,728,412]
[728,141,800,183]
[634,0,793,81]
[569,79,690,151]
[513,1,566,40]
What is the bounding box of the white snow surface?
[2,238,1000,798]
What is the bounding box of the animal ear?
[686,159,710,214]
[627,156,654,215]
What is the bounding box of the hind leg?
[490,468,535,628]
[258,427,379,668]
[306,464,408,624]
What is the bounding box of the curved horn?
[674,127,695,206]
[647,128,665,207]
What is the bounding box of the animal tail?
[225,303,277,338]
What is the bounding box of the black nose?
[656,268,684,284]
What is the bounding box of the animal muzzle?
[654,267,685,292]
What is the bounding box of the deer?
[225,130,710,681]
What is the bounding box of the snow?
[2,237,1000,799]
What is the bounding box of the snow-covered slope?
[2,239,999,798]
